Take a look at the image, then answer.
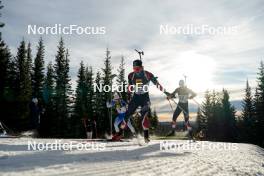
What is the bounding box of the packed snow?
[0,138,264,176]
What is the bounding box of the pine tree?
[0,0,6,101]
[64,49,73,109]
[33,38,45,100]
[242,80,254,121]
[221,89,237,142]
[150,108,159,130]
[101,48,113,134]
[0,39,10,101]
[93,71,104,136]
[0,0,7,123]
[4,55,17,128]
[201,91,212,139]
[116,56,127,101]
[73,61,87,137]
[0,36,13,127]
[240,80,255,142]
[199,90,237,142]
[254,61,264,146]
[43,62,54,106]
[42,62,55,137]
[6,57,17,101]
[196,106,207,135]
[75,61,86,117]
[85,66,94,118]
[211,91,223,141]
[0,1,5,37]
[26,42,32,98]
[53,38,72,137]
[16,40,30,100]
[0,1,9,102]
[253,88,260,144]
[15,39,32,130]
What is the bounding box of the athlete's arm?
[106,100,115,108]
[127,73,133,101]
[170,88,179,98]
[147,71,165,92]
[188,88,197,99]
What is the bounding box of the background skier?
[29,98,43,137]
[106,92,136,141]
[166,80,197,137]
[82,114,95,139]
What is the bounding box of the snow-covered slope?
[0,138,263,176]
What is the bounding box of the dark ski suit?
[171,86,196,123]
[125,70,165,139]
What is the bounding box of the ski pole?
[109,74,116,135]
[167,98,174,113]
[170,98,188,115]
[191,98,201,107]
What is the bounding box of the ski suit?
[171,87,196,123]
[107,99,135,133]
[125,70,164,137]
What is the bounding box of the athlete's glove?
[164,91,171,98]
[189,95,195,99]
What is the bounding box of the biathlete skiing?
[119,51,169,143]
[166,79,197,137]
[106,92,136,141]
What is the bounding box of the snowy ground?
[0,138,264,176]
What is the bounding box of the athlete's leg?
[182,103,191,131]
[124,97,138,122]
[86,132,93,139]
[122,96,139,132]
[171,105,182,131]
[127,119,136,134]
[140,102,151,142]
[182,103,189,123]
[173,105,182,122]
[114,115,123,133]
[141,103,150,130]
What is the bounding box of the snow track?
[0,138,263,176]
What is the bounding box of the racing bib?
[135,79,145,94]
[179,95,188,103]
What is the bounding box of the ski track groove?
[0,139,264,176]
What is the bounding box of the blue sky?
[2,0,264,121]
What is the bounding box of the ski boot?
[112,131,123,141]
[144,130,150,143]
[185,121,192,131]
[131,132,137,138]
[144,138,150,143]
[166,121,176,137]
